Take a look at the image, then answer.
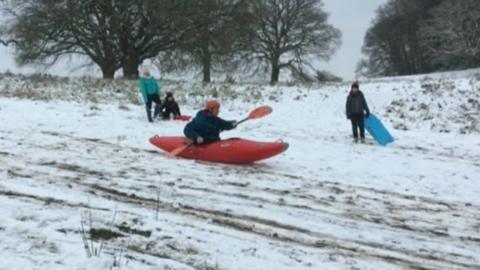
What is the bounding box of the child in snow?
[139,69,161,122]
[184,100,237,144]
[346,82,370,143]
[161,92,182,120]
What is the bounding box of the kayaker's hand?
[196,136,204,144]
[232,121,238,128]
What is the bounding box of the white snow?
[0,71,479,270]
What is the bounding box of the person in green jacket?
[139,69,162,122]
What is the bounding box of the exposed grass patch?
[0,74,275,109]
[89,228,124,241]
[475,72,480,81]
[56,228,68,234]
[12,86,44,100]
[117,222,151,238]
[118,104,131,111]
[90,184,141,199]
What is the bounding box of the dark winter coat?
[161,99,181,119]
[184,110,236,144]
[346,90,370,118]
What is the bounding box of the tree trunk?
[119,34,140,79]
[202,44,211,83]
[270,58,280,85]
[100,65,116,79]
[122,54,140,79]
[202,60,211,83]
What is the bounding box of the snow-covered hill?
[0,71,479,270]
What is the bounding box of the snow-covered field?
[1,71,480,270]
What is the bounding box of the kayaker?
[161,92,182,120]
[139,68,162,122]
[346,81,370,143]
[184,100,237,144]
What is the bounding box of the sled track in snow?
[1,130,480,269]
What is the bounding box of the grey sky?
[0,0,387,80]
[319,0,388,80]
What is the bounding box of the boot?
[153,104,161,120]
[146,107,153,122]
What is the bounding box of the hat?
[166,92,173,97]
[205,100,220,111]
[351,82,359,89]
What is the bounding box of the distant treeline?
[0,0,341,83]
[357,0,480,77]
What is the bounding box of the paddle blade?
[167,143,191,158]
[248,105,272,120]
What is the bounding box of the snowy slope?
[0,71,479,270]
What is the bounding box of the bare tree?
[157,0,248,82]
[246,0,340,84]
[0,0,191,79]
[112,0,192,79]
[419,0,480,71]
[1,0,121,79]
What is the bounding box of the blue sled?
[364,113,394,145]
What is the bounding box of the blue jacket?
[184,110,236,144]
[346,90,369,118]
[139,77,160,103]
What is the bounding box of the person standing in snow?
[139,69,162,122]
[184,100,237,144]
[346,82,370,143]
[161,92,182,120]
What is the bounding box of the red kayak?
[149,136,288,164]
[175,115,191,121]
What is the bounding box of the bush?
[315,70,343,82]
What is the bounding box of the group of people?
[139,69,182,122]
[139,68,237,145]
[140,68,371,145]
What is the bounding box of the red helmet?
[205,100,220,111]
